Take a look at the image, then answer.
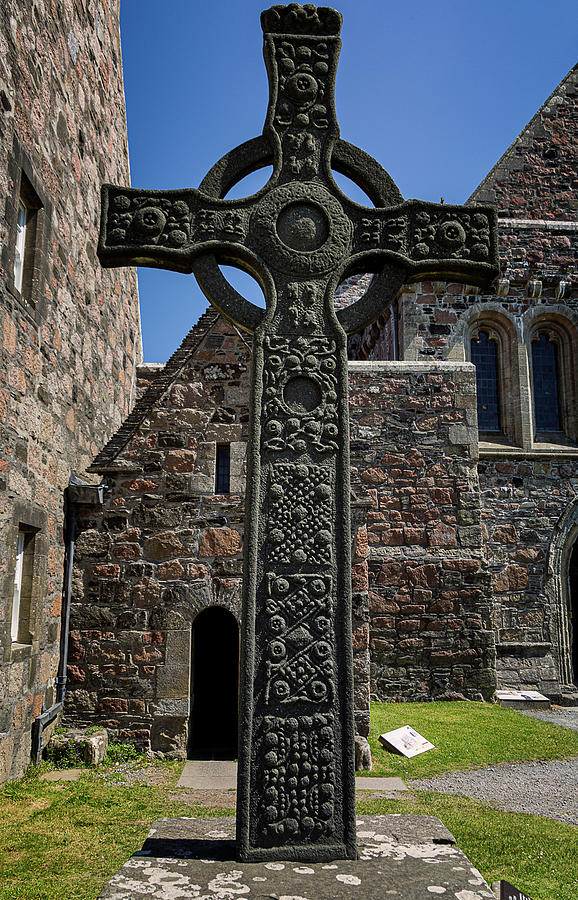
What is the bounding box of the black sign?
[500,881,534,900]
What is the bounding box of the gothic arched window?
[531,332,562,433]
[470,330,501,432]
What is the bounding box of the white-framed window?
[13,200,28,293]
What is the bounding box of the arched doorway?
[189,606,239,759]
[570,540,578,685]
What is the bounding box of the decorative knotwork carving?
[258,713,336,844]
[411,209,492,262]
[264,573,334,705]
[266,462,333,565]
[273,37,332,134]
[107,192,193,249]
[196,209,246,241]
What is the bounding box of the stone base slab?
[98,815,495,899]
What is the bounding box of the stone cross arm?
[98,185,254,276]
[99,181,498,301]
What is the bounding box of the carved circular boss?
[251,183,351,276]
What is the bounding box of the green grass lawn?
[366,701,578,779]
[0,763,231,900]
[0,703,576,899]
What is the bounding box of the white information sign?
[379,725,435,758]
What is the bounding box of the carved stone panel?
[262,337,339,453]
[263,573,334,705]
[257,713,336,846]
[266,463,333,566]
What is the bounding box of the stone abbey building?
[1,0,576,774]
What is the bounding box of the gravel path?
[96,763,174,786]
[411,758,578,826]
[517,706,578,731]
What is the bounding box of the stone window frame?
[2,138,52,322]
[10,527,36,644]
[525,310,578,445]
[460,306,523,447]
[1,503,48,663]
[191,441,246,495]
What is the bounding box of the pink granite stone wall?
[349,361,496,701]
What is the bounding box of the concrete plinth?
[98,815,495,899]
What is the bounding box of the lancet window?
[531,332,561,433]
[470,329,501,432]
[528,316,578,443]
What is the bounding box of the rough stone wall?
[388,255,577,699]
[396,262,576,366]
[66,316,251,753]
[0,0,141,781]
[357,64,578,698]
[349,361,496,702]
[479,457,578,698]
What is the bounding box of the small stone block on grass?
[496,690,551,710]
[40,768,83,782]
[46,728,108,767]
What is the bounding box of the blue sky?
[119,1,577,363]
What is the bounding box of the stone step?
[558,690,578,707]
[177,761,408,794]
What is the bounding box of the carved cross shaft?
[98,4,499,863]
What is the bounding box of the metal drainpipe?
[55,494,75,706]
[31,478,103,765]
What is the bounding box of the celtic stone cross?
[98,4,499,863]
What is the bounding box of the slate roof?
[89,306,220,472]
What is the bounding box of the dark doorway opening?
[570,541,578,686]
[189,606,239,759]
